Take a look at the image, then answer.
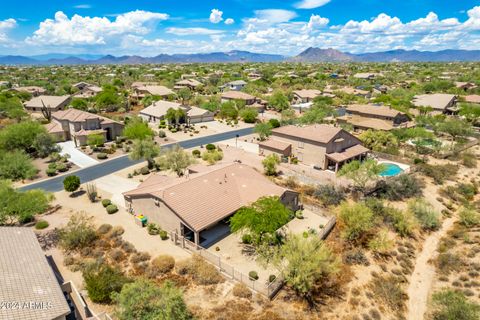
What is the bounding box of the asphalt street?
[19,126,254,192]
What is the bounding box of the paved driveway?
[58,141,98,168]
[95,175,140,208]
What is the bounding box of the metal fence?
[170,231,284,299]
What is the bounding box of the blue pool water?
[379,163,404,177]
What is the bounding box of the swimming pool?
[379,163,404,177]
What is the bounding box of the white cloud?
[26,11,168,45]
[252,9,297,24]
[225,18,235,25]
[166,27,224,36]
[305,14,329,29]
[74,4,91,9]
[0,18,17,43]
[295,0,331,9]
[209,9,223,24]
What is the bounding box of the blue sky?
[0,0,479,56]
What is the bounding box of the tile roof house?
[174,79,203,90]
[0,227,71,320]
[221,91,267,112]
[336,104,414,131]
[412,94,458,114]
[11,86,47,96]
[46,108,124,146]
[292,89,321,103]
[259,124,369,172]
[139,100,214,124]
[24,95,71,112]
[72,82,103,98]
[123,163,300,246]
[132,83,175,99]
[220,80,247,92]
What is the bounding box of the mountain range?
[2,48,480,65]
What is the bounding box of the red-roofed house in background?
[46,108,124,146]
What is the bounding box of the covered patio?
[326,144,370,172]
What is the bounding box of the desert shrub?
[462,152,477,168]
[368,229,394,254]
[159,230,168,240]
[46,168,57,176]
[436,252,464,275]
[375,174,422,200]
[59,212,97,250]
[97,152,108,160]
[56,163,67,172]
[369,276,406,312]
[408,198,440,231]
[385,207,418,237]
[344,250,370,266]
[147,223,161,235]
[417,163,458,185]
[140,166,150,175]
[192,149,201,158]
[249,271,259,280]
[431,289,480,320]
[242,234,253,244]
[109,248,125,262]
[313,184,345,206]
[86,183,97,202]
[106,204,118,214]
[457,183,478,201]
[177,255,223,285]
[175,259,195,275]
[111,226,125,237]
[158,130,166,138]
[459,207,480,227]
[35,220,49,230]
[83,262,130,303]
[130,252,151,264]
[337,202,374,241]
[232,283,252,298]
[151,255,175,274]
[101,199,111,208]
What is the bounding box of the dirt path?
[406,215,456,320]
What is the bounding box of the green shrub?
[35,220,49,230]
[269,274,277,283]
[83,263,129,303]
[408,198,440,231]
[431,289,480,320]
[268,118,281,128]
[436,252,463,275]
[205,143,216,151]
[63,175,80,194]
[459,207,480,228]
[97,152,108,159]
[242,234,252,244]
[249,271,259,280]
[375,174,422,200]
[102,199,111,207]
[59,212,97,250]
[106,204,118,214]
[46,168,57,176]
[56,163,68,172]
[158,130,166,138]
[159,230,168,240]
[385,207,418,237]
[140,166,150,175]
[192,149,201,158]
[147,223,161,235]
[337,202,375,241]
[48,162,57,170]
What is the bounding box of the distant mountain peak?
[293,47,354,62]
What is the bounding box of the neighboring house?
[11,86,47,96]
[24,95,71,112]
[412,93,458,115]
[292,89,321,104]
[220,80,247,91]
[220,91,267,112]
[46,108,124,146]
[132,83,175,99]
[259,124,369,172]
[139,100,214,124]
[0,227,71,320]
[123,163,300,246]
[465,95,480,104]
[72,82,103,98]
[336,104,414,131]
[174,79,203,91]
[455,82,478,91]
